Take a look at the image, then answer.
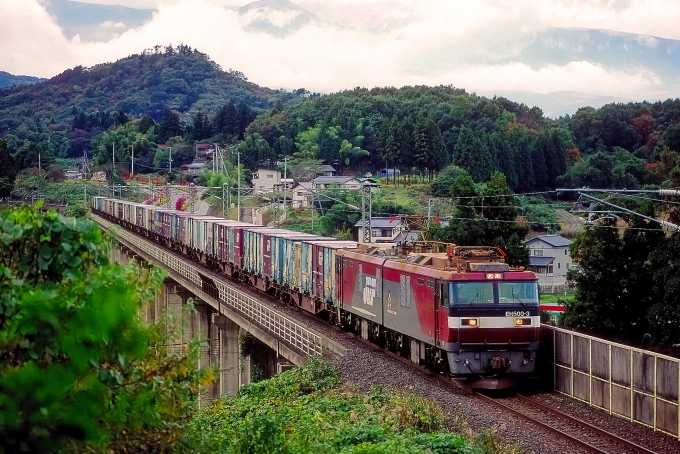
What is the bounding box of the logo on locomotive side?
[363,276,376,306]
[505,311,530,317]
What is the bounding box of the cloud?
[1,0,678,103]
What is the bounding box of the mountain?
[0,71,45,88]
[238,0,318,37]
[41,0,154,42]
[0,46,305,158]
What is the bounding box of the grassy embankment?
[186,359,523,454]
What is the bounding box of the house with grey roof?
[312,176,362,190]
[354,217,405,243]
[291,182,314,208]
[523,234,574,293]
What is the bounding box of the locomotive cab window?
[497,282,539,304]
[450,283,494,305]
[447,281,539,305]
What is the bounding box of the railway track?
[102,216,664,453]
[475,392,657,454]
[342,330,659,454]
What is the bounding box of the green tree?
[647,167,680,345]
[157,109,183,144]
[478,171,529,266]
[429,165,464,198]
[562,220,625,333]
[619,206,665,341]
[13,141,55,172]
[379,115,402,185]
[0,205,210,452]
[0,140,16,197]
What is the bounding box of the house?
[181,160,208,176]
[312,176,362,190]
[303,164,336,177]
[291,182,314,208]
[378,168,400,178]
[354,217,405,243]
[195,143,215,158]
[251,168,281,193]
[65,170,83,180]
[523,235,573,293]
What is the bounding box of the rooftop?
[524,234,572,248]
[313,176,360,185]
[354,217,403,228]
[529,256,556,267]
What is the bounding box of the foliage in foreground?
[186,359,522,454]
[0,204,212,453]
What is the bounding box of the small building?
[252,168,282,193]
[303,164,336,177]
[65,170,83,180]
[181,160,208,176]
[312,176,362,190]
[291,182,314,208]
[378,168,400,178]
[523,234,573,293]
[195,143,215,158]
[354,217,405,244]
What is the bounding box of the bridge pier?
[109,244,286,401]
[212,315,241,397]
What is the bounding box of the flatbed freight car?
[93,197,540,384]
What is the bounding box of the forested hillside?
[239,87,680,191]
[0,45,304,161]
[0,71,44,89]
[240,86,572,192]
[1,45,680,193]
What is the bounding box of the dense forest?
[0,45,305,164]
[1,45,680,194]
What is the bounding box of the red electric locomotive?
[335,243,540,386]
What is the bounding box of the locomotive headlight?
[515,318,532,326]
[461,318,478,327]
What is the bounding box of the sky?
[2,0,680,111]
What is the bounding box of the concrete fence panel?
[541,325,680,440]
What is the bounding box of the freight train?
[92,197,540,385]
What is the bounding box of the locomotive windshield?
[448,281,538,305]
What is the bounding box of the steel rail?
[339,328,658,453]
[515,394,657,454]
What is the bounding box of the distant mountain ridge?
[0,46,304,157]
[0,71,45,88]
[42,0,154,42]
[238,0,318,37]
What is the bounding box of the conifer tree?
[0,140,15,197]
[563,219,625,333]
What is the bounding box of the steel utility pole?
[168,147,173,174]
[222,183,227,219]
[112,142,115,170]
[362,183,372,243]
[283,157,287,224]
[131,143,134,178]
[237,152,241,222]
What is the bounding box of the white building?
[291,182,314,208]
[523,235,574,293]
[251,168,281,193]
[354,217,405,243]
